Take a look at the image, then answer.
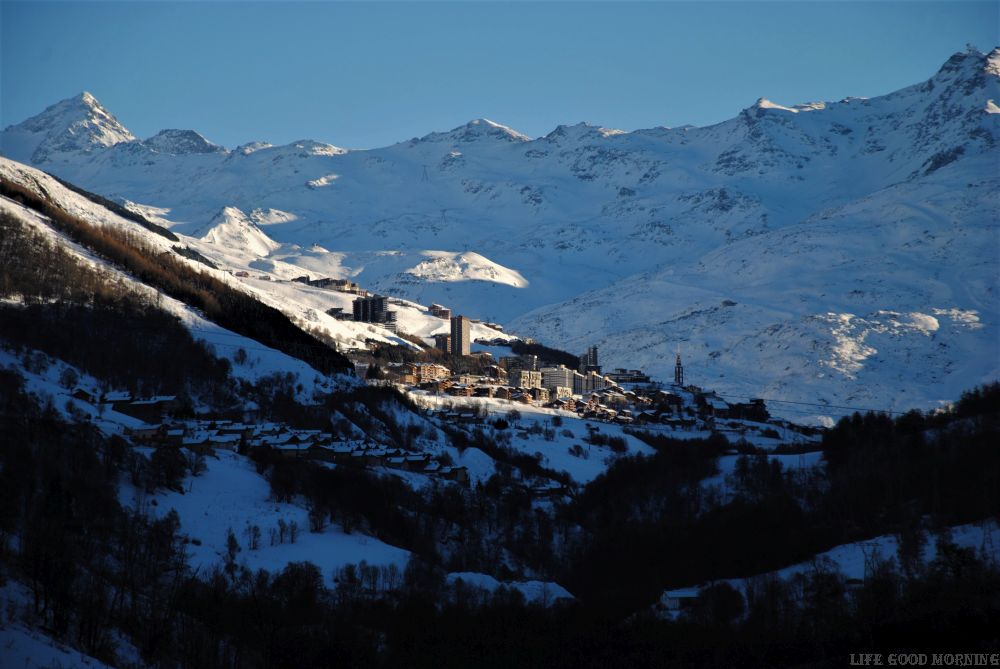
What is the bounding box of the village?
[60,287,819,501]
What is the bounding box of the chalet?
[697,393,731,418]
[351,450,384,467]
[529,480,568,499]
[330,444,356,463]
[113,396,178,423]
[636,410,661,425]
[446,384,473,397]
[71,388,96,404]
[325,307,353,321]
[235,271,250,278]
[655,390,684,409]
[730,398,770,422]
[530,387,550,403]
[405,454,431,470]
[439,466,469,485]
[385,456,407,470]
[442,410,481,424]
[217,423,254,437]
[182,433,216,455]
[271,443,309,458]
[512,392,534,405]
[306,443,336,462]
[385,454,431,472]
[419,379,449,393]
[659,587,700,613]
[548,398,576,412]
[428,303,452,319]
[483,365,509,383]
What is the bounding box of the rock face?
[2,48,998,420]
[143,129,225,155]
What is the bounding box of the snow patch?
[405,251,529,288]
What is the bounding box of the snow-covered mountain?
[3,47,998,421]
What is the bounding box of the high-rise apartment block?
[450,315,471,356]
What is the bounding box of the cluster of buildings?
[292,275,367,295]
[123,417,469,483]
[384,347,777,435]
[351,295,399,333]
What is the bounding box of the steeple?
[674,352,684,386]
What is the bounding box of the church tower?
[674,353,684,386]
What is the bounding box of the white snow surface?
[0,624,115,669]
[661,520,1000,612]
[122,450,411,586]
[447,572,574,604]
[2,48,999,420]
[731,520,999,586]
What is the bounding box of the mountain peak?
[196,206,280,257]
[0,91,134,164]
[416,118,530,145]
[544,122,625,143]
[934,45,999,80]
[985,47,1000,78]
[144,129,225,155]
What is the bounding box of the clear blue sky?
[2,1,997,149]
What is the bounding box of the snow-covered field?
[661,520,1000,609]
[121,449,411,586]
[409,390,655,484]
[0,624,115,669]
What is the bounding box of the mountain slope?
[2,47,998,420]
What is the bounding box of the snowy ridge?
[2,48,998,420]
[196,206,281,257]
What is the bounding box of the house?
[529,480,567,499]
[408,362,451,384]
[272,443,309,458]
[429,303,452,319]
[235,271,250,278]
[446,384,473,397]
[659,587,700,613]
[439,466,469,485]
[71,388,95,404]
[127,424,167,444]
[530,387,550,403]
[697,393,731,418]
[113,396,178,423]
[655,390,683,410]
[731,399,770,422]
[405,454,431,470]
[483,365,508,383]
[351,450,384,467]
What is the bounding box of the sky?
[1,1,997,149]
